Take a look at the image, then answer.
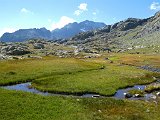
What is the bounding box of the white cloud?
[20,8,33,14]
[150,2,160,10]
[0,28,17,37]
[74,3,88,16]
[74,10,82,16]
[78,3,88,11]
[51,16,75,30]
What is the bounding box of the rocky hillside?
[65,11,160,53]
[0,20,105,42]
[0,39,77,60]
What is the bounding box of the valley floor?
[0,53,160,120]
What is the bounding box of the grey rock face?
[111,18,147,31]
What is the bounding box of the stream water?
[1,80,160,101]
[113,83,159,101]
[1,82,100,98]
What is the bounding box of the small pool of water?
[113,85,158,101]
[114,85,145,99]
[114,80,160,100]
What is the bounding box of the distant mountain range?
[51,20,106,39]
[0,28,52,42]
[0,20,106,42]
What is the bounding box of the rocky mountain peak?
[111,18,147,31]
[154,11,160,18]
[51,20,106,39]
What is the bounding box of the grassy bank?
[0,88,160,120]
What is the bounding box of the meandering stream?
[1,80,160,101]
[1,65,160,101]
[1,82,104,98]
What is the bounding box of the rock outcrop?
[0,44,30,55]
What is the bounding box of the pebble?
[156,92,160,96]
[98,110,102,113]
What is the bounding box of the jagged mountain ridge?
[66,11,160,51]
[0,20,106,42]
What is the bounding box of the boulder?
[33,43,45,49]
[150,95,157,99]
[124,93,133,98]
[0,54,5,60]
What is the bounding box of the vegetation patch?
[0,57,101,85]
[31,58,157,96]
[145,84,160,93]
[128,89,145,97]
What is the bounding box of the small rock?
[124,93,132,98]
[150,95,157,99]
[153,101,158,105]
[156,92,160,96]
[134,94,141,97]
[152,77,157,80]
[146,109,150,113]
[92,95,100,98]
[98,110,102,113]
[110,61,113,63]
[104,57,109,60]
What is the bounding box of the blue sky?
[0,0,160,36]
